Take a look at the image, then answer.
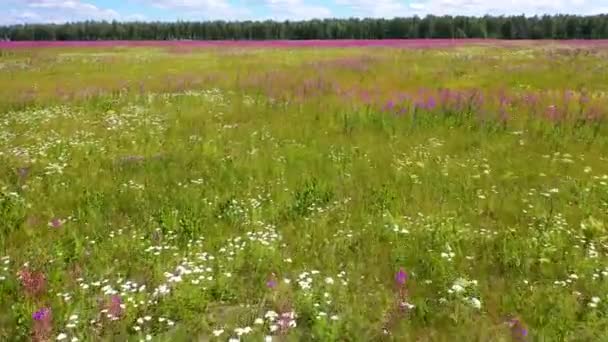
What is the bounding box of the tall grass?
[1,43,608,341]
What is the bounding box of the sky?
[2,0,608,25]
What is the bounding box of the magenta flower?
[425,96,437,110]
[19,268,47,297]
[266,273,277,289]
[32,308,50,321]
[509,317,529,341]
[383,100,395,112]
[32,307,53,342]
[395,268,408,285]
[107,295,124,319]
[48,218,64,228]
[545,104,562,122]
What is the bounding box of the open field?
[1,41,608,341]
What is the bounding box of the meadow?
[1,40,608,341]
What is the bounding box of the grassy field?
[1,42,608,341]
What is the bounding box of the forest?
[2,15,608,41]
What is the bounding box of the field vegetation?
[1,42,608,341]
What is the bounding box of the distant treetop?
[1,15,608,41]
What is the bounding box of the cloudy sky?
[3,0,608,25]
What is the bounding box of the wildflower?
[469,297,482,309]
[264,310,278,320]
[33,308,51,321]
[325,277,334,285]
[56,333,67,341]
[450,284,465,293]
[49,218,64,228]
[545,105,559,121]
[212,329,224,337]
[277,311,297,331]
[254,318,264,325]
[32,307,53,342]
[266,273,277,289]
[106,295,123,319]
[400,301,416,310]
[589,297,601,308]
[425,96,437,110]
[19,268,46,297]
[383,100,395,112]
[395,268,407,285]
[509,317,528,341]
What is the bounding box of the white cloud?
[263,0,332,20]
[3,0,608,25]
[146,0,252,20]
[335,0,410,18]
[2,0,120,24]
[464,0,608,16]
[339,0,608,17]
[149,0,230,10]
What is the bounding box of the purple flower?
[425,96,436,110]
[509,317,529,341]
[395,268,407,285]
[33,308,50,321]
[359,90,371,104]
[383,100,395,112]
[111,295,122,304]
[266,273,277,289]
[48,218,63,228]
[107,295,124,318]
[545,105,559,121]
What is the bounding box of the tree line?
[2,15,608,41]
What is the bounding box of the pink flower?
[267,273,278,289]
[107,295,124,319]
[32,307,53,342]
[48,218,64,228]
[19,268,47,297]
[395,268,407,285]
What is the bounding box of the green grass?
[1,44,608,341]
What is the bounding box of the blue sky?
[3,0,608,25]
